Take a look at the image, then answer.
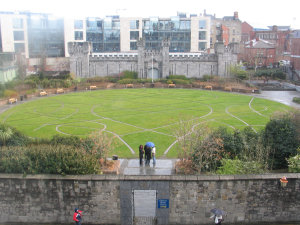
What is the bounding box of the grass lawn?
[0,88,291,158]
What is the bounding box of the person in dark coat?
[144,145,152,166]
[139,145,144,165]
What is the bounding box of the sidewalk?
[118,159,177,175]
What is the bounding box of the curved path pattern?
[1,89,293,157]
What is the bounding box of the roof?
[267,26,290,31]
[245,39,275,49]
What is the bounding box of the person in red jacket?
[73,208,82,225]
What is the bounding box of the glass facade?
[130,20,139,29]
[199,20,206,29]
[198,42,206,51]
[14,43,25,53]
[199,31,206,40]
[27,14,65,57]
[75,31,83,40]
[142,17,191,52]
[0,26,2,52]
[130,31,139,40]
[86,17,120,52]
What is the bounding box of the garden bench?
[90,85,97,90]
[204,85,212,90]
[8,98,17,104]
[56,88,64,94]
[224,87,232,92]
[168,84,176,88]
[39,90,47,96]
[126,84,133,88]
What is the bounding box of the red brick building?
[241,22,255,43]
[241,38,276,68]
[290,30,300,79]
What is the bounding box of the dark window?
[199,31,206,40]
[198,42,206,50]
[130,42,137,50]
[130,31,139,40]
[74,20,83,29]
[13,18,23,29]
[13,31,24,41]
[14,43,25,53]
[87,32,103,42]
[75,31,83,40]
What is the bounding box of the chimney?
[234,11,239,20]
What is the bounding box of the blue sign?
[158,199,169,209]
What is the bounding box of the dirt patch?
[100,159,120,174]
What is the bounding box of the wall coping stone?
[0,173,298,181]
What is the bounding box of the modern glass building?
[0,11,211,58]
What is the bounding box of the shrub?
[120,71,138,79]
[0,145,100,175]
[217,158,265,174]
[171,79,191,85]
[293,97,300,104]
[118,79,137,84]
[4,89,18,98]
[50,135,82,148]
[0,124,30,147]
[288,147,300,172]
[168,75,188,80]
[263,113,299,169]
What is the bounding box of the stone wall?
[0,173,299,225]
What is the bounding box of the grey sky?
[1,0,299,29]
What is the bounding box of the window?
[198,42,206,50]
[130,20,139,29]
[130,42,137,50]
[75,31,83,40]
[13,18,23,29]
[74,20,83,29]
[199,20,206,29]
[199,31,206,40]
[14,43,25,53]
[13,31,24,41]
[130,31,139,40]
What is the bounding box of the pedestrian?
[210,214,223,225]
[151,146,156,165]
[144,145,152,166]
[139,145,144,165]
[73,208,83,225]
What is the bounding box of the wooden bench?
[90,85,97,90]
[168,84,176,88]
[126,84,133,88]
[8,98,17,104]
[204,85,212,90]
[224,87,232,92]
[39,90,47,96]
[56,88,64,94]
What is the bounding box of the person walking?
[73,208,83,225]
[151,146,156,165]
[139,145,144,165]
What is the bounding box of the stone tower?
[68,42,91,78]
[161,39,170,78]
[215,42,238,77]
[137,39,145,78]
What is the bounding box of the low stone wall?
[0,173,299,225]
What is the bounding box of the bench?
[168,84,176,88]
[90,85,97,90]
[224,87,232,92]
[56,88,64,94]
[39,91,47,96]
[204,85,212,90]
[126,84,133,88]
[8,98,17,104]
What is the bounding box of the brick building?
[290,30,300,79]
[241,38,276,68]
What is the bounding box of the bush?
[167,75,188,80]
[0,124,30,147]
[171,79,191,85]
[263,113,299,169]
[288,147,300,172]
[120,71,138,79]
[118,79,138,84]
[0,145,100,175]
[293,97,300,104]
[4,89,18,98]
[217,159,265,174]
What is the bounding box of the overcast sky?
[1,0,300,29]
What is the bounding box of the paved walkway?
[118,159,178,175]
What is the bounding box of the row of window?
[74,19,207,31]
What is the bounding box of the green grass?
[0,89,292,158]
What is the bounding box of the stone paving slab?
[119,159,177,175]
